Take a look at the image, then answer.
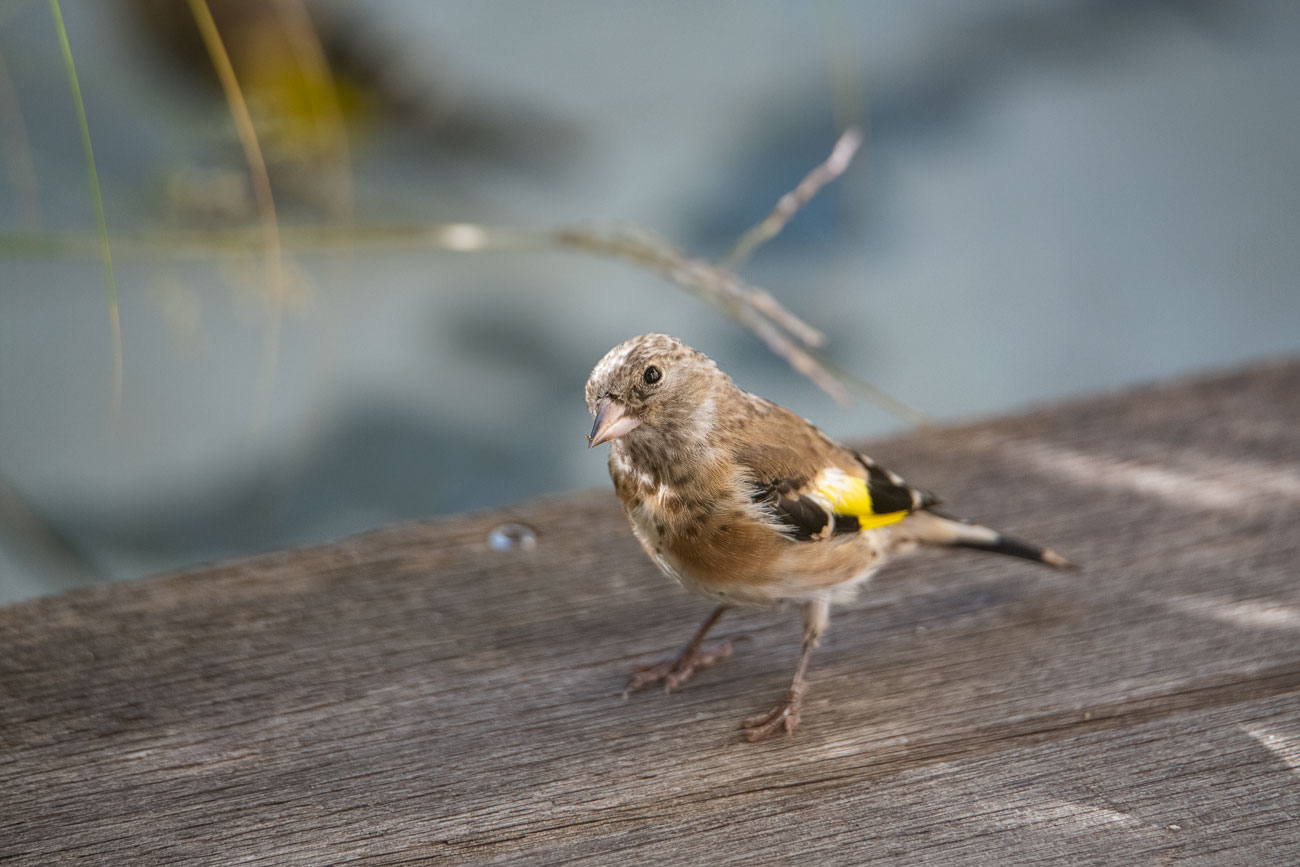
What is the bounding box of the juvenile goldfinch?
[586,333,1075,741]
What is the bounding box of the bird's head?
[585,334,725,450]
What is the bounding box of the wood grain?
[3,359,1299,865]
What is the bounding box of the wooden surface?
[3,360,1300,865]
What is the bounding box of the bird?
[585,333,1076,742]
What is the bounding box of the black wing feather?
[751,478,860,541]
[856,453,940,512]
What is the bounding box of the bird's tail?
[904,509,1078,570]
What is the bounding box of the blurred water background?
[1,0,1298,604]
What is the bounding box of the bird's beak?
[588,397,641,448]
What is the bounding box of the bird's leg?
[741,596,828,741]
[623,604,745,696]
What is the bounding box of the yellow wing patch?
[813,468,909,530]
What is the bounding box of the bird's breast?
[610,458,792,604]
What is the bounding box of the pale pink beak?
[587,397,641,447]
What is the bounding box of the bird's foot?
[623,636,748,697]
[740,685,805,742]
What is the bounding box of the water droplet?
[489,523,537,551]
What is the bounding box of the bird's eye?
[643,366,662,385]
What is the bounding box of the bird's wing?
[738,438,938,542]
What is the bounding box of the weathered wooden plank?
[490,695,1300,866]
[2,359,1299,865]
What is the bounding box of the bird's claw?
[622,635,749,697]
[740,688,805,742]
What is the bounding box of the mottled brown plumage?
[586,334,1074,740]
